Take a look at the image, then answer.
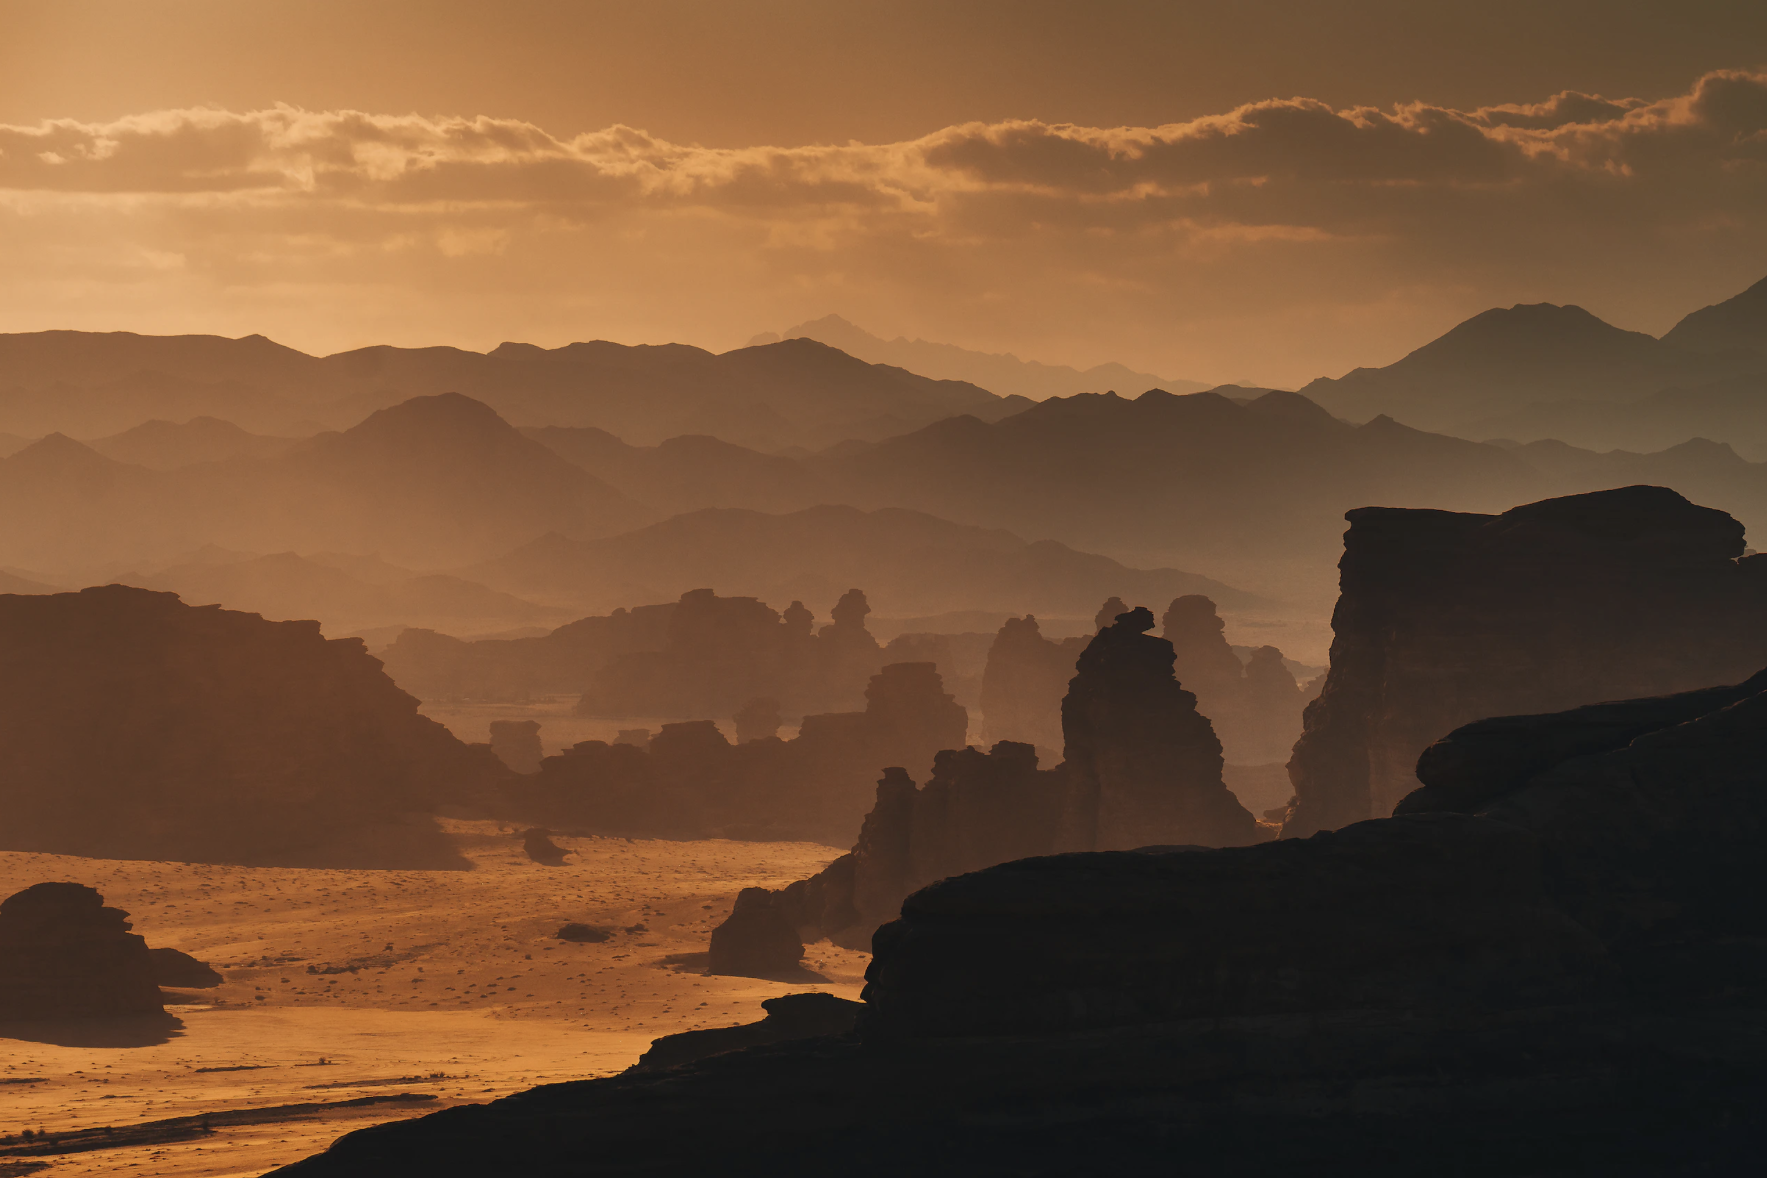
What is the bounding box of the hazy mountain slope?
[0,395,653,571]
[87,416,300,469]
[756,314,1208,399]
[0,330,1029,450]
[1452,373,1767,459]
[465,504,1261,619]
[801,389,1545,574]
[119,551,566,635]
[1300,302,1758,432]
[1662,274,1767,357]
[523,427,823,515]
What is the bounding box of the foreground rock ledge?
[271,669,1767,1176]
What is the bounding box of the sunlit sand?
[0,822,867,1175]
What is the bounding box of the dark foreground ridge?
[271,659,1767,1175]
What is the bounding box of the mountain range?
[1300,276,1767,451]
[752,314,1211,400]
[0,331,1028,451]
[464,504,1261,621]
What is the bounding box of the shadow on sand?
[0,1012,185,1048]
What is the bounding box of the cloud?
[1,71,1764,384]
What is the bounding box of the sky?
[2,0,1766,386]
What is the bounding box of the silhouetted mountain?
[0,394,650,571]
[523,427,819,516]
[1662,274,1767,357]
[119,550,566,635]
[87,416,299,469]
[465,505,1261,619]
[0,330,1028,450]
[1300,303,1758,432]
[754,314,1207,400]
[1462,373,1767,459]
[798,389,1543,588]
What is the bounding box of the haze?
[6,5,1767,1176]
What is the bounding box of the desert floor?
[0,823,864,1177]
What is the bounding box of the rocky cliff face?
[1284,486,1767,837]
[0,585,509,867]
[0,883,165,1021]
[1057,608,1259,852]
[270,665,1767,1177]
[718,610,1263,954]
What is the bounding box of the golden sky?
[3,0,1766,386]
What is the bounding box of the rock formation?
[1284,486,1767,837]
[1092,596,1128,630]
[573,588,883,721]
[0,585,509,867]
[148,947,223,989]
[489,720,543,774]
[378,601,676,702]
[556,923,610,943]
[521,828,568,866]
[1056,608,1258,851]
[977,616,1085,752]
[719,610,1262,950]
[270,667,1767,1177]
[706,888,806,979]
[732,697,783,743]
[633,992,863,1072]
[1162,596,1307,767]
[515,663,968,846]
[0,883,166,1021]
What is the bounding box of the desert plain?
[0,823,865,1177]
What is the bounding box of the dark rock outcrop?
[706,889,806,979]
[1056,607,1258,851]
[575,588,884,722]
[0,883,166,1021]
[521,828,569,866]
[516,662,967,845]
[0,585,509,867]
[489,720,543,774]
[632,992,862,1072]
[148,947,223,989]
[724,610,1263,950]
[1285,486,1767,837]
[267,668,1767,1178]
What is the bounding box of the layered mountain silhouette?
[0,393,648,571]
[464,504,1260,620]
[87,416,298,469]
[1299,276,1767,448]
[1663,274,1767,356]
[0,331,1028,451]
[752,314,1210,400]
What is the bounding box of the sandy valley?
[0,823,865,1176]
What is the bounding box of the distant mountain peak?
[754,314,1210,400]
[1662,272,1767,356]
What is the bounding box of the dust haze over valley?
[6,4,1767,1175]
